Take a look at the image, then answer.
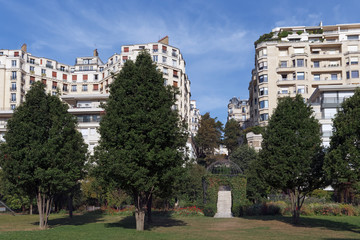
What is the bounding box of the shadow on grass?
[105,212,187,230]
[241,215,360,234]
[31,211,104,228]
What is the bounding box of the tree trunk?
[30,203,33,215]
[146,193,152,224]
[135,209,145,231]
[36,190,53,229]
[289,189,305,225]
[68,193,73,218]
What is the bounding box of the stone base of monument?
[214,190,233,218]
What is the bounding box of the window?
[351,70,359,78]
[63,74,67,80]
[172,59,177,67]
[280,61,287,68]
[94,74,98,80]
[29,58,35,64]
[351,57,358,65]
[280,87,288,94]
[60,66,65,71]
[153,55,158,62]
[162,46,167,53]
[11,104,16,110]
[297,86,305,94]
[72,75,77,81]
[173,70,178,78]
[331,74,338,80]
[82,85,88,91]
[63,84,68,92]
[259,87,268,96]
[259,61,267,70]
[93,84,98,91]
[124,47,129,52]
[259,74,268,83]
[294,48,304,54]
[30,66,35,72]
[14,51,19,57]
[260,113,269,121]
[46,60,53,68]
[11,93,16,102]
[163,68,168,75]
[52,81,57,89]
[122,56,128,62]
[297,59,304,67]
[11,60,16,67]
[173,81,178,87]
[41,69,46,75]
[83,74,88,81]
[348,45,358,52]
[313,61,320,68]
[164,79,168,86]
[11,71,17,80]
[153,45,158,52]
[71,85,77,92]
[258,48,267,57]
[297,72,305,80]
[42,79,46,85]
[172,49,178,57]
[11,82,16,90]
[348,35,359,40]
[259,100,268,109]
[52,71,57,78]
[162,56,167,63]
[314,74,320,80]
[346,71,350,79]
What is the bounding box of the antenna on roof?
[319,21,323,27]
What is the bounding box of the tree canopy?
[325,89,360,203]
[258,95,325,223]
[0,82,87,229]
[194,112,223,166]
[223,118,242,154]
[93,51,187,231]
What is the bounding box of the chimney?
[93,49,98,57]
[21,43,27,52]
[158,36,169,45]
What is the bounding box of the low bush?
[203,204,216,217]
[171,206,204,217]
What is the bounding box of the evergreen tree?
[0,82,87,229]
[259,95,325,223]
[223,118,242,154]
[325,89,360,203]
[94,52,187,231]
[194,112,223,166]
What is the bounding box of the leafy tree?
[230,145,268,203]
[325,89,360,203]
[194,112,223,166]
[258,95,325,224]
[223,119,242,154]
[0,82,87,229]
[94,52,187,231]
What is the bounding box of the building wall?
[249,23,360,126]
[227,97,250,129]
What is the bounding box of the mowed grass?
[0,212,360,240]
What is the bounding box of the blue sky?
[1,0,359,124]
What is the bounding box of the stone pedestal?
[214,190,233,218]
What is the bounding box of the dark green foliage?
[223,119,241,154]
[243,125,264,135]
[297,30,304,35]
[203,203,216,217]
[325,89,360,203]
[254,32,275,46]
[202,174,247,216]
[308,29,324,34]
[259,95,325,223]
[0,82,87,227]
[230,145,269,203]
[278,31,292,38]
[179,164,207,206]
[93,51,187,230]
[194,113,223,166]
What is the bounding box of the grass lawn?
[0,212,360,240]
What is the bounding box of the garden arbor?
[202,160,246,217]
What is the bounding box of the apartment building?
[227,97,250,129]
[249,23,360,126]
[189,100,200,136]
[309,85,356,147]
[0,37,194,152]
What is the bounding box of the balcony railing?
[10,87,16,91]
[10,76,17,80]
[46,64,53,69]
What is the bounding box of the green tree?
[223,119,242,154]
[230,145,268,203]
[258,95,325,223]
[93,52,187,231]
[194,112,223,166]
[0,82,87,229]
[325,89,360,203]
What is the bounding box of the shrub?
[203,204,216,217]
[297,30,304,35]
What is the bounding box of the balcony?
[46,64,53,69]
[10,76,17,80]
[276,66,295,72]
[172,52,178,57]
[10,87,16,91]
[291,53,308,58]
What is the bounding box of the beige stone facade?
[227,97,250,129]
[249,23,360,126]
